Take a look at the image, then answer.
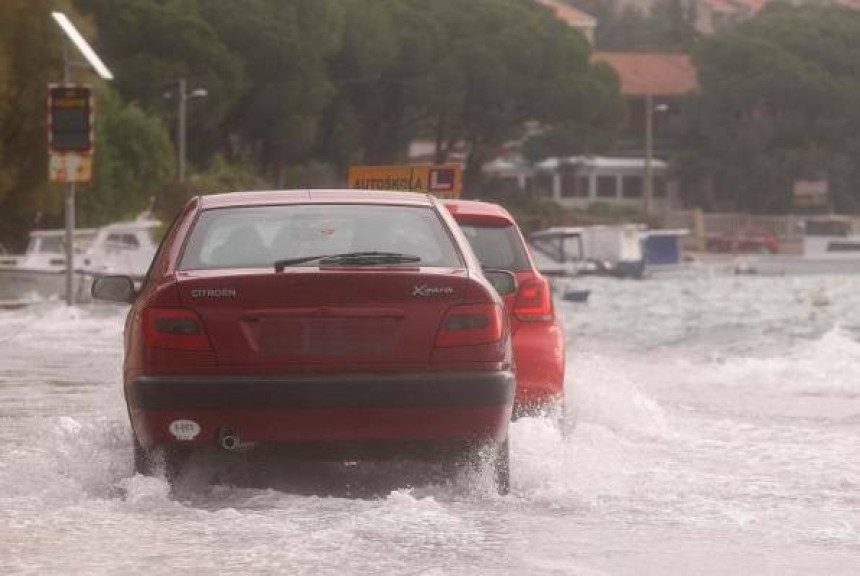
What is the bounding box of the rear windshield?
[459,224,531,272]
[179,204,462,270]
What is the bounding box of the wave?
[697,325,860,398]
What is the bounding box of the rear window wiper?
[275,251,421,272]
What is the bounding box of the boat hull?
[735,256,860,276]
[0,267,93,303]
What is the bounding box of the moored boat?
[0,217,160,304]
[735,217,860,275]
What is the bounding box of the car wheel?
[132,433,152,476]
[490,439,510,496]
[132,434,189,484]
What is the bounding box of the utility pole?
[644,95,669,219]
[173,78,207,182]
[644,93,654,218]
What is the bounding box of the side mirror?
[483,269,518,297]
[91,275,136,303]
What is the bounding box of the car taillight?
[514,278,553,322]
[436,303,504,347]
[143,308,211,350]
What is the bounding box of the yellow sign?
[49,154,93,184]
[348,165,462,198]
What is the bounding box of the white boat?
[736,217,860,276]
[0,218,160,304]
[530,225,646,278]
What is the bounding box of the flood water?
[1,274,859,575]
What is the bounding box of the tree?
[325,0,624,192]
[76,87,174,226]
[76,0,245,167]
[426,0,625,191]
[200,0,344,182]
[0,0,65,249]
[566,0,698,52]
[688,5,860,212]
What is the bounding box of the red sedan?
[93,190,516,493]
[444,200,566,419]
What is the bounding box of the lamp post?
[172,78,208,182]
[644,94,669,218]
[51,12,113,306]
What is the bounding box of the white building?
[485,155,680,212]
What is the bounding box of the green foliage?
[152,155,272,221]
[77,87,174,226]
[1,0,625,247]
[326,0,624,192]
[78,0,245,160]
[566,0,699,52]
[689,5,860,212]
[0,0,64,248]
[200,0,343,180]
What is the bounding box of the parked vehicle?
[444,199,566,419]
[93,190,516,493]
[707,231,778,254]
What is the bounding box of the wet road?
[1,274,859,575]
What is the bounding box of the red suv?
[93,190,516,493]
[444,200,565,418]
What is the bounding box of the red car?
[93,190,516,493]
[444,200,565,418]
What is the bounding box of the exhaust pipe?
[218,428,241,451]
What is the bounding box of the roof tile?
[592,52,699,96]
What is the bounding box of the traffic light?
[48,85,93,153]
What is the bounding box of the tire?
[491,439,510,496]
[132,434,189,484]
[132,434,152,476]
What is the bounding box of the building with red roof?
[592,51,698,152]
[533,0,597,44]
[592,52,699,96]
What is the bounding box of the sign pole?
[64,183,75,306]
[51,11,113,306]
[62,48,76,306]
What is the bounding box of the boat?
[641,229,691,275]
[530,225,646,278]
[0,217,160,304]
[735,217,860,275]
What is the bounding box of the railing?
[662,211,808,240]
[659,210,860,253]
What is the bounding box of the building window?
[560,169,577,198]
[577,176,590,198]
[597,175,617,198]
[532,172,553,198]
[654,176,667,198]
[622,175,643,198]
[561,171,590,198]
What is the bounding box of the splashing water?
[1,274,859,575]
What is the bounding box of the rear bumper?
[127,371,514,449]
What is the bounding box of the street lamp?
[166,78,208,182]
[644,95,670,217]
[51,12,113,306]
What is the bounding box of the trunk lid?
[176,268,474,366]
